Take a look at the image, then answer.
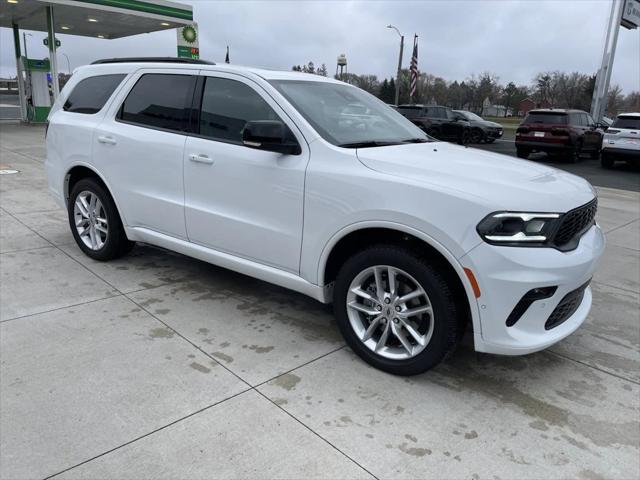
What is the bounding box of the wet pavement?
[1,123,639,479]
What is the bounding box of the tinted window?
[612,116,640,129]
[119,74,195,132]
[199,77,280,143]
[570,113,584,126]
[423,107,437,118]
[63,74,125,114]
[397,107,422,118]
[431,107,447,119]
[523,113,568,125]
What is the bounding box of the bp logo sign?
[177,23,199,58]
[181,25,197,44]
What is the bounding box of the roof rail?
[91,57,215,65]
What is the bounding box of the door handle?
[97,135,117,145]
[189,153,214,165]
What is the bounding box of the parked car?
[601,112,640,168]
[515,109,604,162]
[601,116,614,129]
[397,104,471,145]
[453,110,504,143]
[45,58,604,375]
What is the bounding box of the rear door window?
[524,113,568,125]
[63,74,126,114]
[118,73,196,132]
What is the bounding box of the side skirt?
[126,227,330,303]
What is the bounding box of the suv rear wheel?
[333,246,461,375]
[601,154,614,169]
[516,147,530,159]
[570,141,582,163]
[68,178,134,261]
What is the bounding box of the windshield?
[523,112,568,125]
[269,80,430,147]
[612,116,640,129]
[456,111,482,121]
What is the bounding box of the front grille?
[544,280,590,330]
[552,198,597,250]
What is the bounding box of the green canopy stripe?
[70,0,193,20]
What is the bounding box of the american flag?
[409,35,419,101]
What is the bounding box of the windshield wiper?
[401,138,430,144]
[338,140,403,149]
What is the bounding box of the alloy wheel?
[346,265,435,360]
[73,190,108,250]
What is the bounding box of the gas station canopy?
[2,0,194,122]
[0,0,193,38]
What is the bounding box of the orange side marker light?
[464,268,481,298]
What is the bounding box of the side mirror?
[242,120,301,155]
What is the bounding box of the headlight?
[477,212,561,246]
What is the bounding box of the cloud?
[1,0,638,93]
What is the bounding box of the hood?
[356,142,595,212]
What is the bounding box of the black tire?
[470,128,484,144]
[333,245,461,376]
[569,142,582,163]
[516,147,529,159]
[68,178,134,261]
[601,155,614,169]
[457,129,470,146]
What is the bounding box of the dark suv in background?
[397,105,471,145]
[453,110,504,143]
[515,109,603,162]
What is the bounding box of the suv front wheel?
[68,178,134,261]
[333,246,461,375]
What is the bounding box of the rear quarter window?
[63,74,126,114]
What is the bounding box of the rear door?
[183,72,309,273]
[93,69,197,239]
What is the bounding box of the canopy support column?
[46,6,60,100]
[12,23,27,122]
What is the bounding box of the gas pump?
[18,57,51,123]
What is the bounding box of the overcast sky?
[1,0,639,93]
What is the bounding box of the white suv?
[601,112,640,168]
[45,58,605,375]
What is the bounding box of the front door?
[183,72,309,273]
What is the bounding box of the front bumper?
[460,224,605,355]
[486,129,503,139]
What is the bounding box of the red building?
[517,98,535,117]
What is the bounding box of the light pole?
[387,24,404,106]
[61,52,71,74]
[22,32,32,60]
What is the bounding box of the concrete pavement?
[1,123,638,479]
